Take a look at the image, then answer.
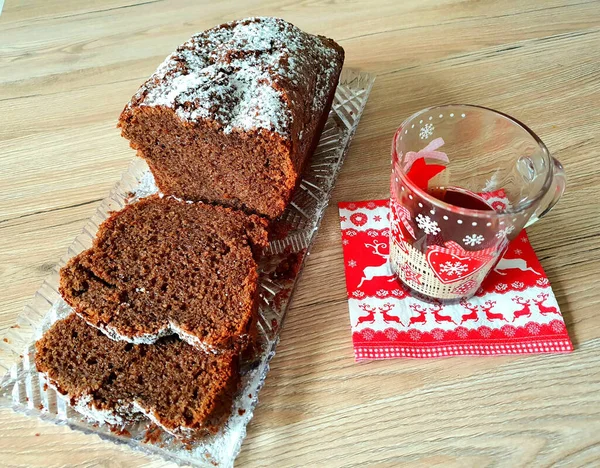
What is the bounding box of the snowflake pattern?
[341,201,562,355]
[419,123,434,139]
[491,201,506,211]
[462,234,484,246]
[347,203,357,210]
[391,222,404,239]
[452,279,477,295]
[439,261,469,277]
[350,213,368,226]
[415,214,441,235]
[550,320,565,333]
[536,278,549,287]
[496,225,515,239]
[367,201,377,209]
[401,263,422,285]
[361,329,375,341]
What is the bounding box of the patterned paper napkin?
[339,200,573,360]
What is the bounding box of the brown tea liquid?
[428,187,494,211]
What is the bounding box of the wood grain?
[1,0,600,466]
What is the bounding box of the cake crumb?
[35,433,40,437]
[270,249,305,281]
[124,191,136,204]
[143,424,163,444]
[268,220,294,241]
[3,338,8,343]
[110,426,131,437]
[182,440,195,451]
[273,289,291,311]
[238,409,246,416]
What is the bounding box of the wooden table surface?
[2,1,600,466]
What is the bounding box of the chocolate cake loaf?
[118,17,344,218]
[36,314,239,435]
[59,195,268,351]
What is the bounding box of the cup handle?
[524,157,566,228]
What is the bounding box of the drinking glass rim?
[392,104,554,217]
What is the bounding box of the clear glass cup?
[389,104,566,302]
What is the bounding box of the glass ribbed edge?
[0,68,375,467]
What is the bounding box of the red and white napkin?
[339,200,573,360]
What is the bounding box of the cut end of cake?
[59,195,267,352]
[35,314,240,435]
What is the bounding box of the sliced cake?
[118,17,344,218]
[59,195,268,351]
[35,314,239,435]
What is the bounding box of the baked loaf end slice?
[35,314,239,436]
[118,16,344,218]
[59,195,268,351]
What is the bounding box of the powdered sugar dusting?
[133,17,341,136]
[81,315,220,353]
[72,394,137,428]
[131,401,196,438]
[170,323,218,354]
[43,376,139,427]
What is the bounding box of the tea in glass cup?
[390,105,565,302]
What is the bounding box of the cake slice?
[35,314,239,435]
[118,17,344,218]
[59,195,268,351]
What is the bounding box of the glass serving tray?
[0,69,374,468]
